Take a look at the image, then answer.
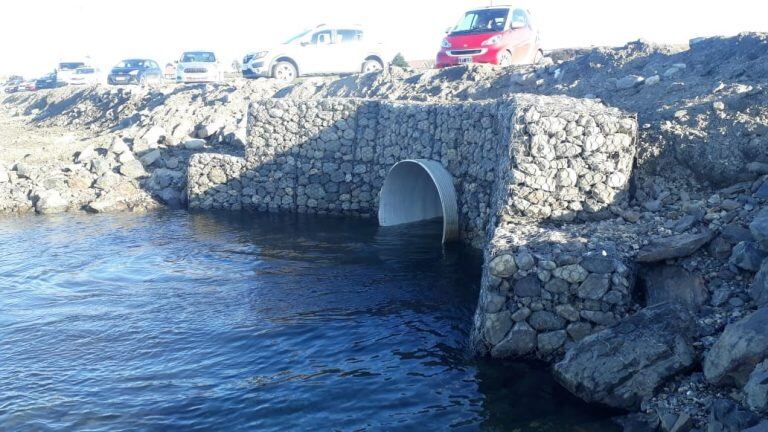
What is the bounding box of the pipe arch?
[377,159,459,243]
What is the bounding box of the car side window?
[311,31,333,45]
[511,9,529,28]
[335,29,363,44]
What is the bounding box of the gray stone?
[580,310,617,326]
[613,413,660,432]
[537,330,567,355]
[554,303,697,410]
[483,310,513,346]
[637,230,715,262]
[489,254,517,278]
[566,322,592,341]
[514,275,541,298]
[751,208,768,251]
[555,304,580,322]
[134,125,166,152]
[515,249,535,271]
[491,322,537,357]
[76,144,97,164]
[745,360,768,414]
[109,137,130,155]
[617,75,645,90]
[708,398,761,432]
[581,254,615,273]
[552,264,589,283]
[729,242,767,272]
[743,421,768,432]
[704,307,768,386]
[708,236,733,260]
[183,138,206,150]
[140,149,162,166]
[752,260,768,306]
[34,190,68,214]
[510,307,532,322]
[529,310,566,331]
[577,273,611,300]
[638,264,707,312]
[118,159,148,179]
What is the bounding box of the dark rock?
[638,264,707,312]
[750,208,768,250]
[491,322,537,357]
[553,303,697,410]
[743,421,768,432]
[537,330,567,354]
[704,307,768,386]
[744,360,768,414]
[752,260,768,306]
[578,273,611,300]
[637,230,715,263]
[729,241,767,272]
[529,310,566,331]
[566,321,593,341]
[514,275,542,298]
[544,277,569,293]
[707,236,733,260]
[581,254,616,273]
[720,224,754,244]
[708,398,760,432]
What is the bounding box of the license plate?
[458,56,473,64]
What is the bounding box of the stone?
[118,159,148,179]
[743,421,768,432]
[669,412,693,432]
[93,172,122,190]
[566,322,592,341]
[644,75,661,86]
[617,75,645,89]
[515,249,535,271]
[637,230,715,262]
[555,304,580,322]
[483,310,513,346]
[704,307,768,386]
[730,242,768,272]
[76,144,97,163]
[708,236,733,260]
[750,208,768,251]
[544,277,569,294]
[109,137,130,155]
[140,149,162,166]
[15,162,35,179]
[90,158,110,176]
[638,264,707,311]
[537,330,567,354]
[552,264,589,283]
[529,310,566,332]
[752,260,768,306]
[134,125,166,152]
[183,138,206,150]
[554,303,696,410]
[489,254,517,278]
[0,165,8,183]
[34,190,68,214]
[87,193,125,213]
[745,360,768,414]
[613,412,660,432]
[581,254,615,273]
[197,121,223,139]
[708,398,761,432]
[491,322,537,357]
[513,275,541,298]
[577,273,611,300]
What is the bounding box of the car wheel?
[361,59,383,74]
[497,50,513,67]
[533,50,544,64]
[273,61,297,83]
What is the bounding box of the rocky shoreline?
[2,33,768,432]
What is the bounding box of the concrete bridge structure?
[187,94,638,360]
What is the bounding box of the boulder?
[707,398,761,432]
[491,321,537,357]
[638,264,707,311]
[751,208,768,251]
[489,254,516,278]
[75,144,97,164]
[752,260,768,306]
[196,120,223,139]
[133,125,166,152]
[109,137,131,155]
[14,162,35,179]
[704,307,768,386]
[553,303,697,410]
[183,138,206,150]
[730,241,768,272]
[637,230,714,262]
[745,360,768,414]
[513,275,541,297]
[617,75,645,89]
[87,193,125,213]
[118,159,148,179]
[139,149,162,166]
[34,189,68,214]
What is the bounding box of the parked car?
[69,67,100,85]
[35,73,60,90]
[436,6,542,68]
[57,61,87,85]
[3,75,24,93]
[108,59,163,86]
[241,24,388,82]
[176,51,222,83]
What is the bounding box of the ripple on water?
[0,211,619,431]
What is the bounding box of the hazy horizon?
[2,0,766,77]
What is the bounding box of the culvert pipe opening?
[377,159,459,243]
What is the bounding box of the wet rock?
[638,264,707,312]
[489,254,516,278]
[637,230,715,263]
[744,360,768,414]
[730,241,768,272]
[34,189,68,214]
[553,303,696,410]
[491,321,536,357]
[704,307,768,386]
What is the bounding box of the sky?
[1,0,767,77]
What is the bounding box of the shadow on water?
[0,210,619,431]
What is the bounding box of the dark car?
[108,59,163,86]
[35,73,61,90]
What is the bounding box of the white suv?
[176,51,223,83]
[242,25,389,82]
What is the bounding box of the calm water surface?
[0,211,618,431]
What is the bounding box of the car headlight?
[441,39,451,49]
[129,70,139,75]
[481,35,502,46]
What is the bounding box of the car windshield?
[283,29,312,44]
[76,68,95,74]
[59,62,85,71]
[181,52,216,62]
[450,8,508,34]
[117,60,146,68]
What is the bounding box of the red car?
[437,6,542,68]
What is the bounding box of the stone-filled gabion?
[188,95,636,248]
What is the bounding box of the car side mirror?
[511,20,526,29]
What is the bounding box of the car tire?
[361,59,383,74]
[497,50,513,67]
[272,61,297,83]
